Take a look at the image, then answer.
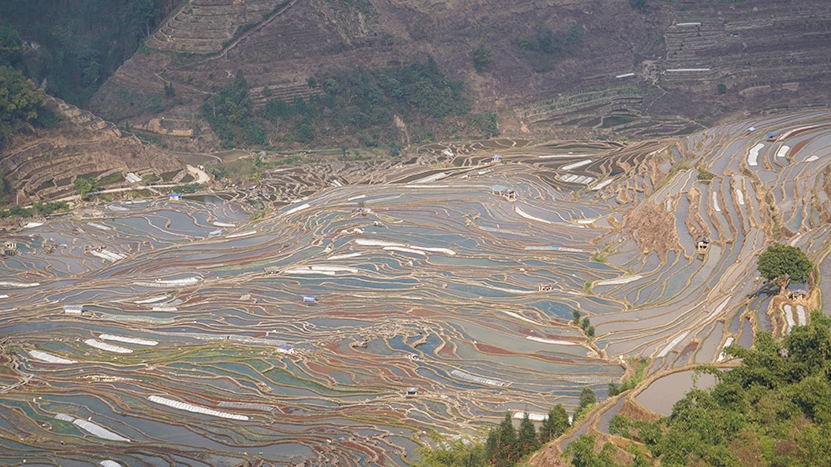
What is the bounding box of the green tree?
[0,22,23,67]
[202,69,252,143]
[0,170,9,205]
[127,0,163,39]
[485,413,519,467]
[388,141,401,157]
[629,0,647,11]
[0,66,45,142]
[74,176,99,199]
[579,387,597,408]
[574,387,597,421]
[164,81,175,98]
[539,404,570,444]
[577,315,831,467]
[516,412,540,457]
[472,40,494,73]
[563,435,615,467]
[415,435,486,467]
[757,243,813,295]
[785,312,831,380]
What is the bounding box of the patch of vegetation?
[0,201,69,218]
[591,245,613,263]
[608,358,650,396]
[134,130,164,148]
[518,22,583,72]
[74,176,99,199]
[584,313,831,467]
[470,111,499,138]
[249,204,269,221]
[472,39,494,73]
[757,243,813,295]
[141,173,160,184]
[0,65,47,143]
[159,170,181,183]
[572,310,595,337]
[98,171,124,185]
[417,401,576,467]
[0,0,169,107]
[0,171,11,205]
[572,387,598,422]
[171,182,200,194]
[207,158,259,183]
[696,165,716,181]
[203,59,472,150]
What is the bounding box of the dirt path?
[187,165,211,184]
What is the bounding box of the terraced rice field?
[2,112,831,466]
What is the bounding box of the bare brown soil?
[623,201,682,261]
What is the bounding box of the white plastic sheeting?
[29,350,76,364]
[149,396,249,421]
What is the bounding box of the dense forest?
[0,0,176,107]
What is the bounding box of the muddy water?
[635,370,717,416]
[4,113,831,465]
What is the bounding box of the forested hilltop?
[0,0,181,107]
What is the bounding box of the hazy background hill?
[85,0,831,151]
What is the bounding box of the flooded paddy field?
[3,112,831,465]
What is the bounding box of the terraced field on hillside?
[2,112,831,466]
[92,0,831,148]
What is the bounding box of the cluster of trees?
[568,312,831,467]
[202,59,479,150]
[202,70,254,147]
[0,0,170,106]
[518,22,583,72]
[0,201,68,218]
[470,111,499,138]
[572,310,596,337]
[561,244,819,466]
[0,65,45,144]
[74,177,99,199]
[418,390,602,467]
[0,22,51,146]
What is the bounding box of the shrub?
[472,40,494,72]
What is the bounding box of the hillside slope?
[1,95,184,205]
[91,0,831,148]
